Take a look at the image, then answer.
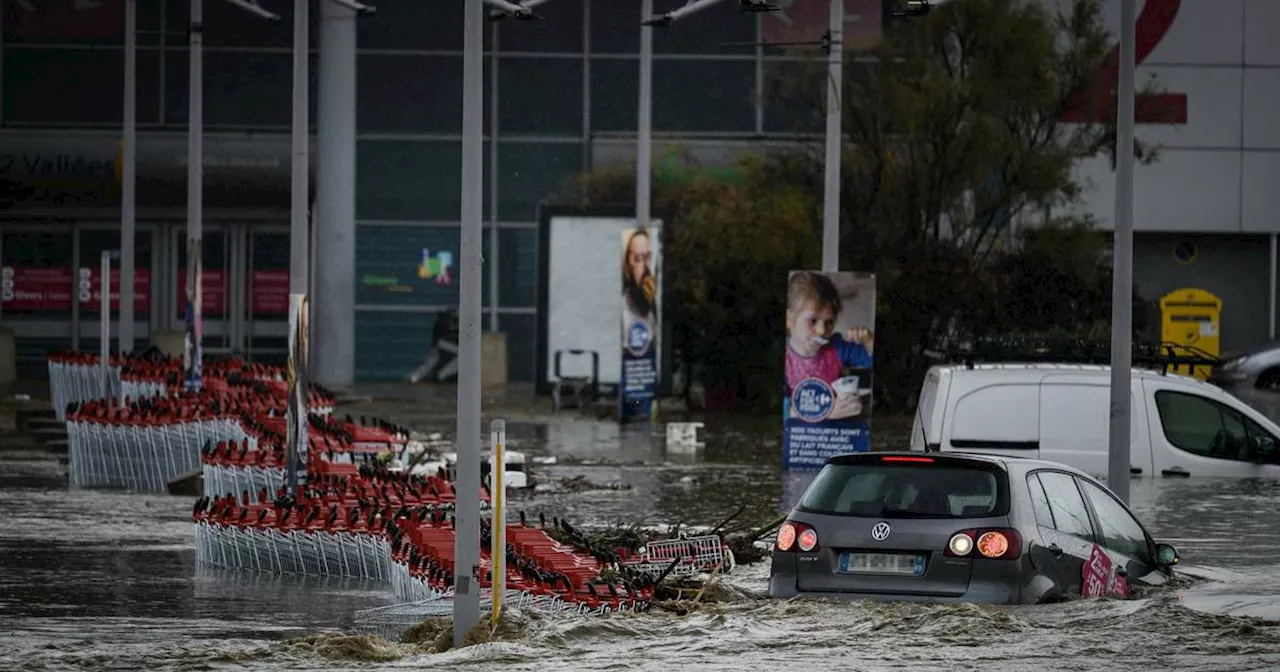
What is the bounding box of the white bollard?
[490,418,507,625]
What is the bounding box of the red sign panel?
[176,269,227,316]
[1,266,71,312]
[78,266,151,315]
[1062,0,1188,124]
[3,0,125,40]
[251,270,290,316]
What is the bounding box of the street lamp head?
[641,13,674,27]
[484,0,543,21]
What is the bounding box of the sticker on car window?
[1082,544,1129,599]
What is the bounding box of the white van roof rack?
[922,338,1221,376]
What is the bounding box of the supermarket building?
[1,0,1279,385]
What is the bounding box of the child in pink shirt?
[785,271,874,421]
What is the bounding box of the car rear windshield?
[797,462,1008,518]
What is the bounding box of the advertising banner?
[78,267,152,314]
[183,244,204,392]
[782,270,877,470]
[619,226,659,422]
[177,269,226,315]
[251,269,290,316]
[285,293,311,493]
[0,266,72,312]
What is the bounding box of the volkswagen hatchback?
[768,452,1181,604]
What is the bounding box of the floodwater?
[3,389,1280,670]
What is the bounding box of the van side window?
[1027,474,1056,529]
[1153,391,1277,461]
[1033,471,1095,541]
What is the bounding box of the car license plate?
[839,552,926,576]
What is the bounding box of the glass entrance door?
[245,227,290,363]
[76,225,156,356]
[171,227,231,352]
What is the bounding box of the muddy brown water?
[3,390,1280,670]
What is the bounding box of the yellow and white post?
[489,418,507,625]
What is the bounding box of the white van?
[909,363,1280,478]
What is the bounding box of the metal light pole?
[284,0,311,497]
[489,21,500,332]
[821,0,843,272]
[1107,0,1136,504]
[290,0,310,298]
[119,0,137,355]
[100,250,117,398]
[637,0,653,237]
[185,0,204,392]
[454,0,485,647]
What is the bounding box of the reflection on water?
[5,391,1280,669]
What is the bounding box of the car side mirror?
[1155,543,1179,568]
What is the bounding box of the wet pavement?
[2,384,1280,669]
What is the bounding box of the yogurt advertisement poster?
[620,226,659,422]
[783,270,876,469]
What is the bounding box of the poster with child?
[783,271,876,470]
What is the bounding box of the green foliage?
[558,0,1163,412]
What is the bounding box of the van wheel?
[1256,368,1280,391]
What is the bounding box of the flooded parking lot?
[4,392,1280,670]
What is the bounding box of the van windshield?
[797,462,1008,518]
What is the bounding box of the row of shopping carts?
[49,349,734,620]
[195,519,395,581]
[50,351,321,420]
[55,352,375,493]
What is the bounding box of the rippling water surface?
[4,388,1280,670]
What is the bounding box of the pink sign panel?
[78,267,152,315]
[0,266,72,311]
[1082,544,1129,599]
[176,269,227,316]
[251,270,290,316]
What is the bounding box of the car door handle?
[1047,543,1064,558]
[1161,468,1190,477]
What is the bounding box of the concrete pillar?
[314,0,358,388]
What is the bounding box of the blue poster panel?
[782,270,877,470]
[620,226,658,422]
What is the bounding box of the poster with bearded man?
[620,227,659,422]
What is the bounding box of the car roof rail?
[921,337,1221,376]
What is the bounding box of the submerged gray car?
[769,452,1181,604]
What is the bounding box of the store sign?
[0,266,72,312]
[77,266,152,315]
[0,131,303,205]
[3,0,124,40]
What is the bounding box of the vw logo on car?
[870,521,892,541]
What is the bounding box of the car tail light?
[943,528,1022,560]
[798,527,819,552]
[776,522,797,551]
[776,521,819,552]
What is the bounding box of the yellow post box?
[1159,288,1222,380]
